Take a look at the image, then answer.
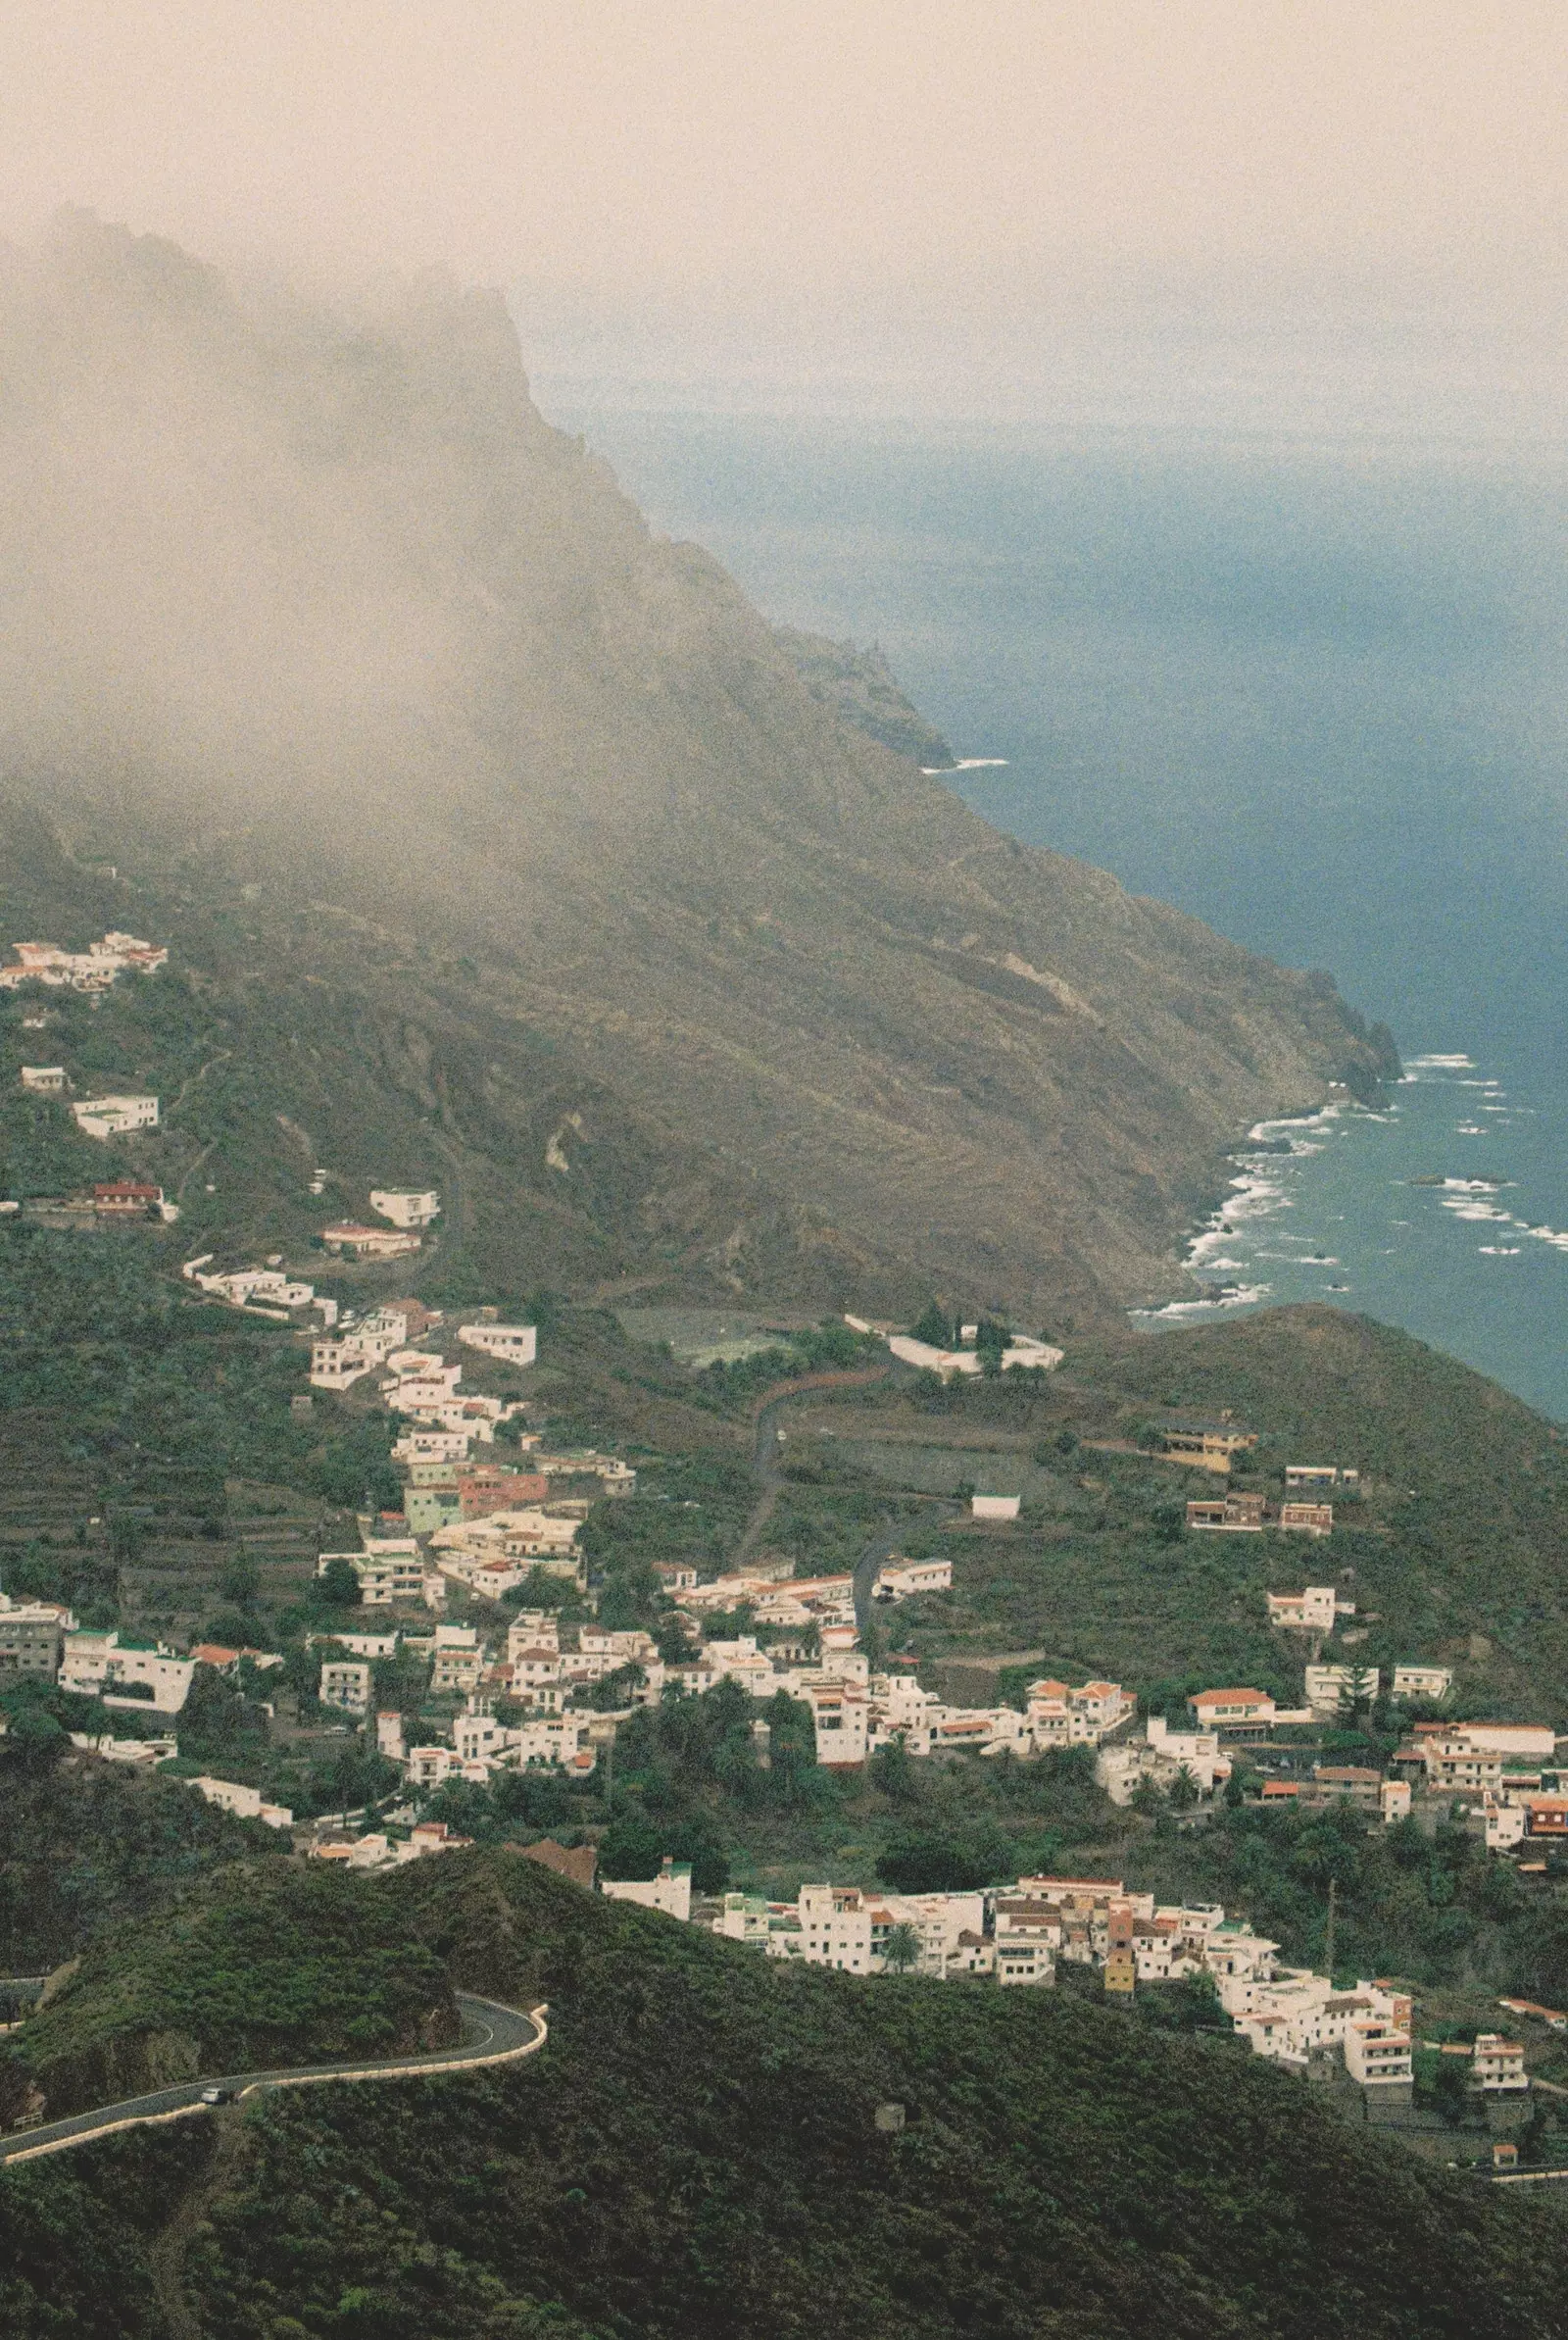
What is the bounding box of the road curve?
[0,1992,547,2168]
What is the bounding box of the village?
[2,1254,1562,2149]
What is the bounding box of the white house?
[189,1774,293,1828]
[19,1066,65,1092]
[872,1557,953,1602]
[393,1428,473,1465]
[507,1612,562,1661]
[805,1679,870,1767]
[1266,1586,1353,1632]
[993,1896,1061,1985]
[309,1628,399,1661]
[1025,1678,1136,1747]
[601,1858,693,1922]
[1304,1663,1382,1714]
[71,1093,159,1139]
[458,1321,539,1369]
[1100,1719,1228,1804]
[311,1339,382,1391]
[320,1222,421,1260]
[318,1542,424,1607]
[1471,2034,1530,2094]
[887,1333,1062,1380]
[369,1189,441,1228]
[61,1630,194,1713]
[430,1623,484,1695]
[1392,1664,1452,1702]
[971,1492,1021,1521]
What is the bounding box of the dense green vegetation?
[1,1862,456,2121]
[4,1850,1563,2340]
[0,1763,288,1972]
[0,2123,213,2340]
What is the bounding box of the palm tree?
[882,1921,921,1974]
[1168,1764,1200,1813]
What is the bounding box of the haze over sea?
[551,409,1568,1419]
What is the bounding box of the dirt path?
[731,1368,893,1572]
[146,2110,250,2340]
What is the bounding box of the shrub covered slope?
[3,1850,1562,2340]
[2,1862,457,2121]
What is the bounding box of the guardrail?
[0,1995,547,2168]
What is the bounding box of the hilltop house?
[871,1556,953,1602]
[602,1858,694,1923]
[369,1189,441,1228]
[458,1319,538,1369]
[1391,1664,1452,1702]
[1160,1421,1258,1473]
[1188,1491,1266,1532]
[1025,1678,1137,1746]
[71,1093,159,1139]
[1098,1717,1228,1804]
[60,1629,194,1713]
[1279,1501,1334,1537]
[19,1065,65,1091]
[93,1181,167,1219]
[886,1331,1062,1379]
[0,932,168,992]
[1267,1585,1354,1631]
[320,1221,421,1260]
[186,1775,293,1828]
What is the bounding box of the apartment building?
[0,1598,71,1677]
[318,1662,371,1716]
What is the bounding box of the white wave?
[1479,1246,1523,1256]
[1246,1107,1340,1141]
[1407,1053,1476,1070]
[1134,1280,1272,1320]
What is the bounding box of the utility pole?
[1324,1876,1338,1981]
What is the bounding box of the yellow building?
[1162,1423,1258,1474]
[1103,1947,1137,1996]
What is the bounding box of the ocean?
[544,405,1568,1419]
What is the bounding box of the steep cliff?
[0,213,1392,1318]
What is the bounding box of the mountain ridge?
[0,211,1395,1319]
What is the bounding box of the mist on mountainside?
[0,209,686,876]
[0,212,1393,1319]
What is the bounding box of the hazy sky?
[0,2,1563,427]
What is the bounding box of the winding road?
[739,1370,962,1630]
[0,1990,547,2168]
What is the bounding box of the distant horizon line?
[531,388,1568,465]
